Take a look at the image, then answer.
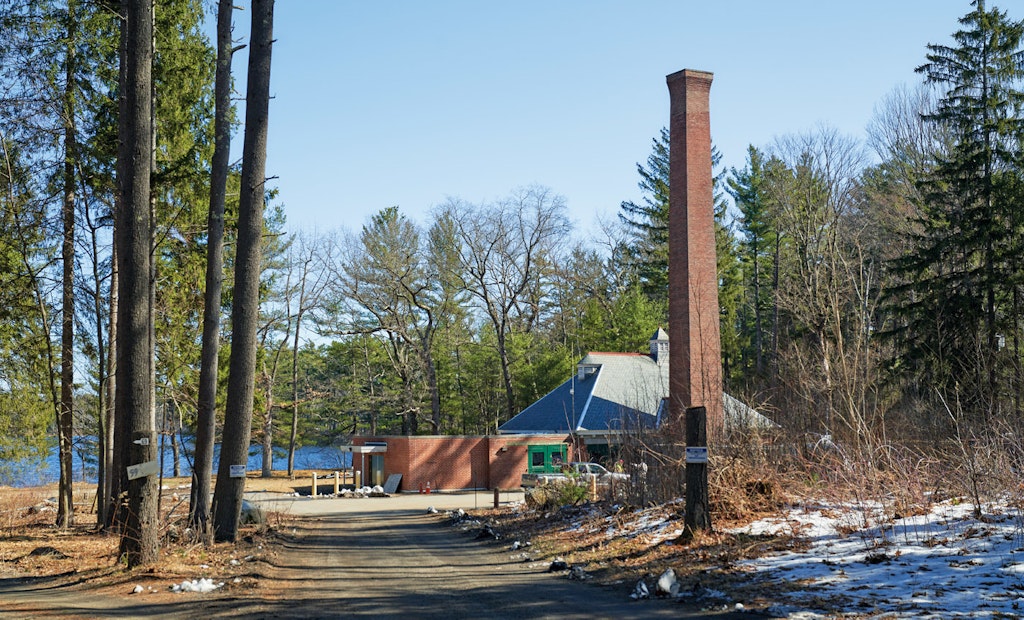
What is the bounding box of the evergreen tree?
[116,0,158,568]
[715,176,744,391]
[0,140,52,480]
[896,0,1024,421]
[728,146,778,381]
[0,0,120,528]
[213,0,274,542]
[619,128,670,300]
[619,131,741,379]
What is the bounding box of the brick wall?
[666,68,724,440]
[351,434,572,491]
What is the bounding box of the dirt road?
[0,492,761,619]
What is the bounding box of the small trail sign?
[127,460,159,481]
[685,447,708,463]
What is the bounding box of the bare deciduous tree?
[765,127,885,450]
[443,186,570,425]
[328,207,454,434]
[287,232,331,473]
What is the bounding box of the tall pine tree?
[896,0,1024,422]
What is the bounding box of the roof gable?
[498,342,775,435]
[500,352,666,434]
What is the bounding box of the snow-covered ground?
[729,498,1024,618]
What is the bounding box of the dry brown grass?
[470,431,1024,608]
[474,445,814,607]
[5,442,1021,612]
[473,497,803,608]
[0,471,317,601]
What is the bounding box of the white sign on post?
[229,464,246,478]
[685,447,709,464]
[126,460,159,481]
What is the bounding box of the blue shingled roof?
[499,352,667,434]
[498,331,775,435]
[496,368,594,434]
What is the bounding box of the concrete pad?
[245,489,525,516]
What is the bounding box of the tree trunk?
[261,397,274,477]
[752,237,763,377]
[106,3,127,532]
[288,307,304,477]
[189,0,234,539]
[771,232,781,389]
[104,232,119,530]
[362,339,378,436]
[90,211,108,527]
[496,327,515,426]
[212,0,274,542]
[170,414,180,478]
[57,0,78,529]
[1014,286,1021,417]
[424,345,441,434]
[116,0,157,567]
[261,330,291,478]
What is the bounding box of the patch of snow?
[171,578,223,593]
[629,579,649,600]
[731,498,1024,617]
[655,567,678,596]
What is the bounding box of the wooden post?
[355,469,361,488]
[684,406,711,534]
[333,471,340,495]
[493,488,500,509]
[311,472,317,497]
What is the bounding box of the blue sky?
[221,1,978,237]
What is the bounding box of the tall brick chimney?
[666,68,723,440]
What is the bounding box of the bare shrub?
[611,428,685,507]
[939,414,1024,517]
[525,480,590,510]
[0,488,48,537]
[589,388,1024,532]
[710,454,786,522]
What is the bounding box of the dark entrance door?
[370,454,385,486]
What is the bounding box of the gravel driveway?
[0,491,761,619]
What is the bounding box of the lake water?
[0,437,353,488]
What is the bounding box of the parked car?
[521,462,629,488]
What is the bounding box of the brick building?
[342,434,576,492]
[339,329,772,493]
